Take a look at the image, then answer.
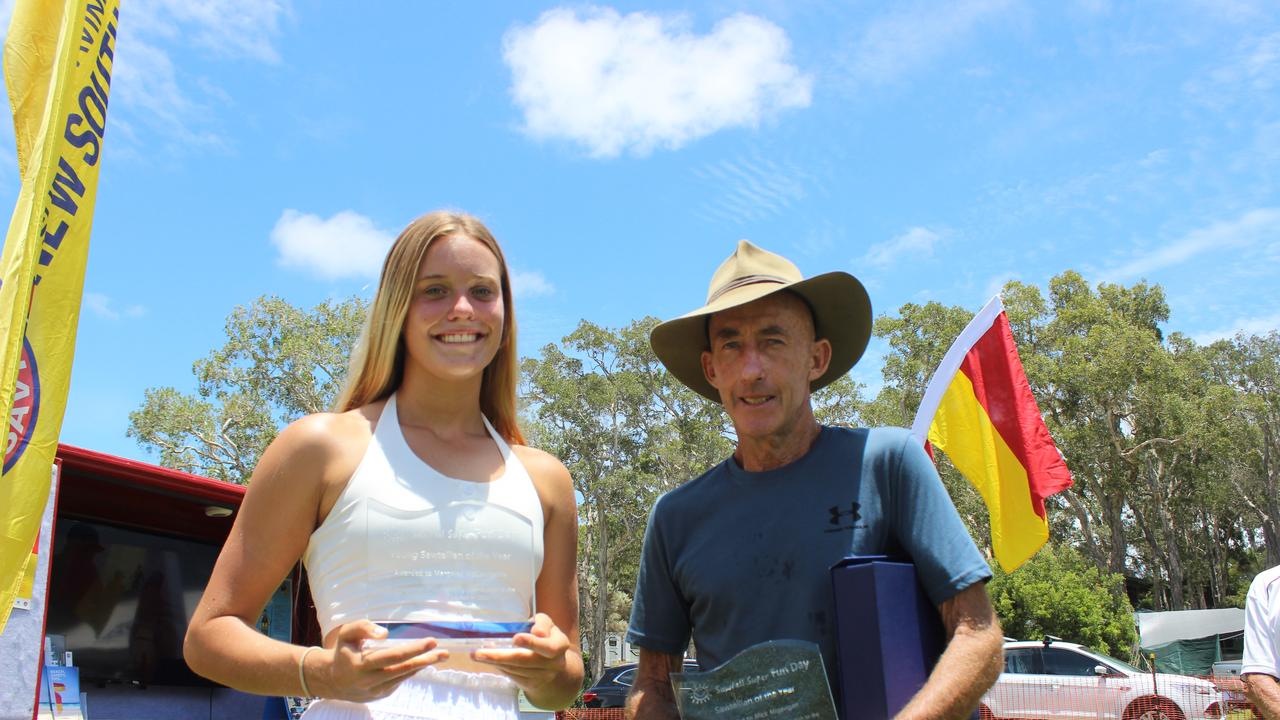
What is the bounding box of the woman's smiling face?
[400,233,506,383]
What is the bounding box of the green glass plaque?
[670,640,837,720]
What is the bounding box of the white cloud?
[503,7,812,157]
[83,292,145,321]
[1102,207,1280,282]
[114,40,224,149]
[795,220,842,258]
[1072,0,1111,15]
[127,0,289,62]
[106,0,291,153]
[1242,34,1280,81]
[1187,0,1272,24]
[846,0,1013,86]
[511,269,555,299]
[1185,31,1280,109]
[1193,312,1280,344]
[695,152,811,224]
[270,209,395,280]
[849,336,889,396]
[84,293,116,320]
[862,227,943,268]
[0,0,14,37]
[984,271,1022,301]
[1253,122,1280,164]
[1139,149,1171,168]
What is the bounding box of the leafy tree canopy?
[989,543,1137,658]
[128,295,367,483]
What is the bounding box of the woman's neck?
[394,369,487,438]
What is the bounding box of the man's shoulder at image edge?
[1244,565,1280,677]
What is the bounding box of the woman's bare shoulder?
[280,407,374,449]
[255,402,384,485]
[511,445,573,495]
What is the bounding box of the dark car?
[581,659,700,708]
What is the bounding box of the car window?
[1042,648,1101,676]
[1005,648,1039,674]
[1086,650,1141,674]
[614,668,637,686]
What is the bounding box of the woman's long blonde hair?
[332,210,525,445]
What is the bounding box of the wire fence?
[553,673,1257,719]
[976,671,1251,719]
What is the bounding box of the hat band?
[706,274,789,304]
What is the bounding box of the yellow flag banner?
[0,0,119,632]
[910,296,1073,572]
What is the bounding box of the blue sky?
[2,0,1278,463]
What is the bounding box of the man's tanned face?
[700,292,831,446]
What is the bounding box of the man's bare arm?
[1246,673,1280,720]
[894,582,1004,720]
[625,648,684,720]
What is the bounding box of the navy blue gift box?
[830,555,976,720]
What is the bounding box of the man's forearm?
[1246,673,1280,720]
[625,677,682,720]
[895,584,1004,720]
[895,624,1003,719]
[626,649,685,720]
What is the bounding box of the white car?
[980,640,1224,720]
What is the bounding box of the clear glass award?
[364,497,536,673]
[670,640,837,720]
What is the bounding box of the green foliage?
[521,316,731,682]
[131,268,1274,648]
[811,375,869,428]
[989,544,1137,657]
[1206,331,1280,568]
[877,273,1266,611]
[871,301,973,427]
[128,295,367,483]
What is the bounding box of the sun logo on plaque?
[4,337,40,474]
[689,685,711,704]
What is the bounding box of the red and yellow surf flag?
[0,0,119,631]
[909,296,1072,572]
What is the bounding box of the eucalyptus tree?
[865,301,995,541]
[1123,334,1231,609]
[1027,272,1172,577]
[1208,331,1280,567]
[128,295,367,483]
[521,317,730,681]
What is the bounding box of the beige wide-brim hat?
[651,239,872,403]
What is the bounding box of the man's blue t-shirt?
[626,425,991,685]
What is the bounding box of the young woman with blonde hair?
[184,211,582,719]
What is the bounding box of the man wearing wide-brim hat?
[625,241,1004,719]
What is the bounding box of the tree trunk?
[1147,457,1186,610]
[1105,492,1128,575]
[1064,489,1105,568]
[1204,512,1224,607]
[1133,502,1169,611]
[1265,424,1280,568]
[1267,522,1280,569]
[590,503,610,683]
[577,502,596,674]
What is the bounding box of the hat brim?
[650,272,872,403]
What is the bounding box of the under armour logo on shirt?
[826,502,861,532]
